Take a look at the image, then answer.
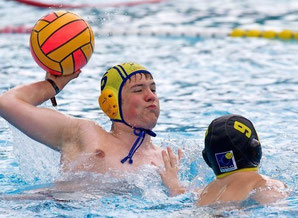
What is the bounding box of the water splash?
[10,125,60,184]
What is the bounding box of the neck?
[216,167,258,179]
[111,122,153,150]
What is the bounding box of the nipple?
[95,149,105,158]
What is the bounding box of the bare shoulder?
[254,175,287,189]
[252,175,288,204]
[76,118,105,131]
[76,118,108,140]
[62,117,108,151]
[265,176,287,189]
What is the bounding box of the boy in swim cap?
[0,63,164,174]
[155,114,287,205]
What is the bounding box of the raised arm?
[0,72,81,151]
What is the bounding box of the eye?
[131,86,143,92]
[150,85,156,93]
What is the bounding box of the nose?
[144,88,156,102]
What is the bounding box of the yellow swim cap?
[99,63,156,165]
[98,62,152,124]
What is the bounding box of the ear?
[250,138,260,147]
[248,137,262,165]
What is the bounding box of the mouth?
[147,104,156,109]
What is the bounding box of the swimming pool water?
[0,0,298,217]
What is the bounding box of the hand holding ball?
[30,11,94,106]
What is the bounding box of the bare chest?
[61,141,164,174]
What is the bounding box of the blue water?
[0,0,298,217]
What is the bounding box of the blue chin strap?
[121,128,156,164]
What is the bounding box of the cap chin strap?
[121,127,156,164]
[111,119,157,164]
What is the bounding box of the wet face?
[121,73,160,130]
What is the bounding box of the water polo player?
[156,114,287,205]
[0,62,164,174]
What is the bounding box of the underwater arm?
[154,147,186,196]
[0,72,81,151]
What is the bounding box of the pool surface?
[0,0,297,217]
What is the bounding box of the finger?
[45,72,59,81]
[162,150,171,170]
[73,70,81,78]
[167,147,177,168]
[65,70,80,80]
[178,149,184,160]
[45,72,54,80]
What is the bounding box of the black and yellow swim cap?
[98,63,155,164]
[99,62,152,125]
[203,114,262,177]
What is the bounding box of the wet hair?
[126,72,153,83]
